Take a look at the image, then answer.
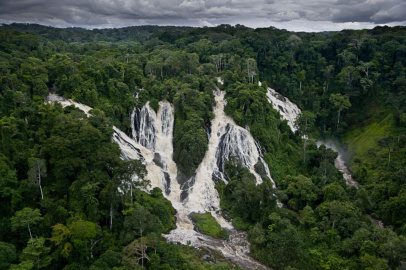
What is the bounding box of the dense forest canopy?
[1,23,406,270]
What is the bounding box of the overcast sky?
[0,0,405,32]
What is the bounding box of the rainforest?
[1,23,406,270]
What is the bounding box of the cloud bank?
[0,0,405,31]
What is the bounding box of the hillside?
[0,23,406,270]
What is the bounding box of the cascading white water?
[130,101,180,197]
[47,94,93,116]
[132,105,156,151]
[264,86,390,231]
[216,77,224,85]
[47,94,179,197]
[164,89,271,270]
[182,90,274,214]
[265,88,360,189]
[266,87,301,132]
[335,156,359,188]
[47,93,270,270]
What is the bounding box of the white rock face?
[266,87,301,132]
[47,94,93,116]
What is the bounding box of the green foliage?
[90,250,122,269]
[1,23,406,270]
[50,218,102,259]
[133,188,176,233]
[0,241,17,270]
[191,212,228,239]
[284,175,320,210]
[266,212,308,269]
[9,261,34,270]
[216,160,277,229]
[11,208,42,240]
[295,111,315,138]
[173,84,214,177]
[223,82,301,183]
[122,204,163,245]
[20,237,52,269]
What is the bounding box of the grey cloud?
[0,0,405,30]
[371,2,406,23]
[335,0,367,6]
[331,5,382,22]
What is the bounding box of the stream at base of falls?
[265,86,386,229]
[315,140,359,189]
[165,227,269,270]
[265,87,361,189]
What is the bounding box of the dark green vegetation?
[1,23,406,270]
[191,212,228,239]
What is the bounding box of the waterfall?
[263,87,392,231]
[131,105,156,151]
[266,87,301,132]
[265,88,360,189]
[47,92,271,270]
[164,89,271,270]
[179,89,275,215]
[130,101,180,196]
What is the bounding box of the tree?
[296,70,306,90]
[350,30,370,61]
[9,261,34,270]
[360,254,389,270]
[27,158,47,200]
[323,65,334,95]
[118,159,147,205]
[11,208,42,241]
[210,54,225,73]
[377,136,395,167]
[355,188,373,213]
[20,237,52,269]
[337,66,360,92]
[285,175,319,210]
[0,153,19,211]
[295,111,315,138]
[295,111,315,163]
[380,195,406,229]
[286,35,302,61]
[329,93,351,129]
[122,204,162,245]
[300,206,316,228]
[50,219,102,260]
[0,241,17,270]
[267,212,306,268]
[245,58,257,84]
[122,235,157,268]
[316,146,339,184]
[357,61,373,91]
[323,182,347,202]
